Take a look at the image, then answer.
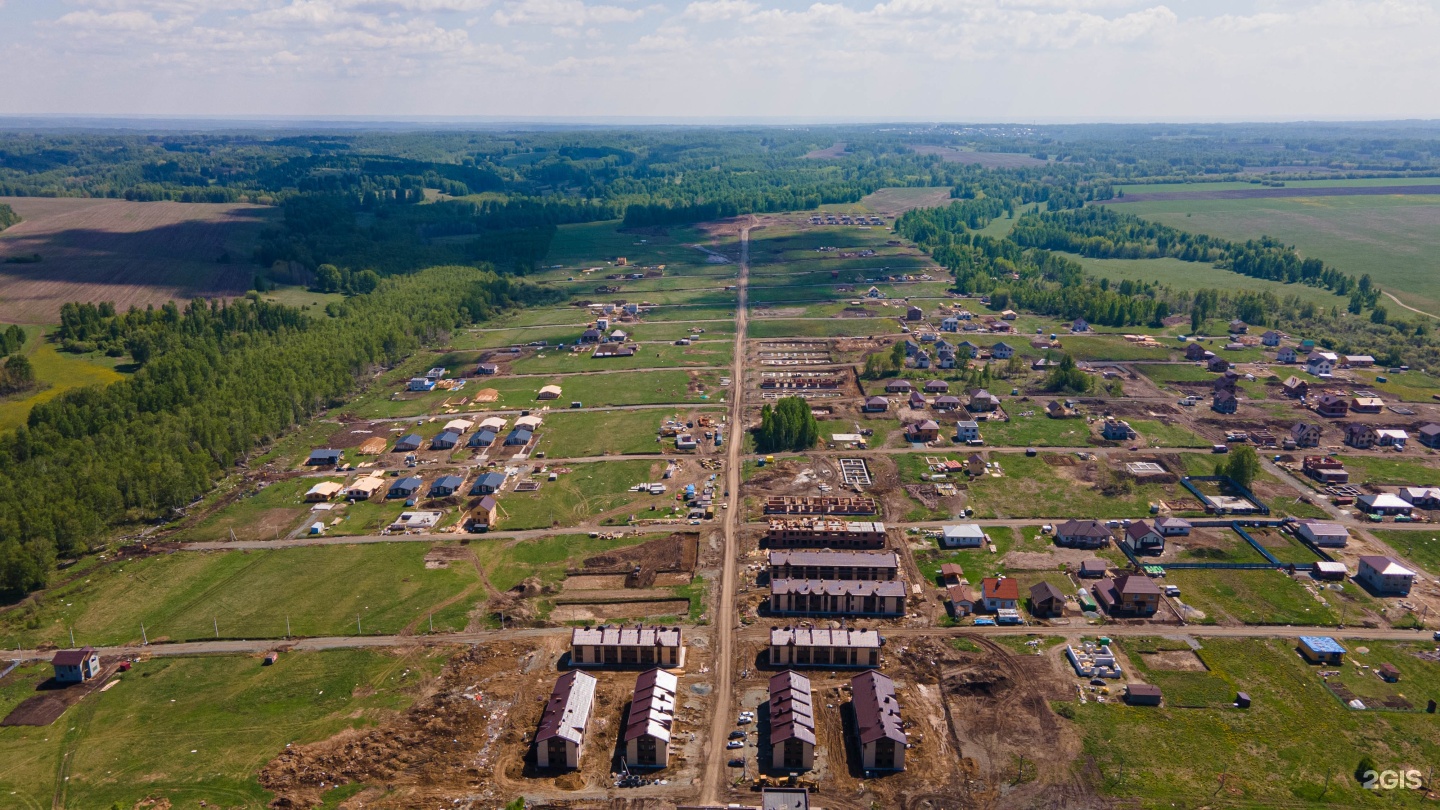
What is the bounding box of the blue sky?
[0,0,1436,120]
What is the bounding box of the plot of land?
[1103,193,1440,315]
[0,543,480,648]
[906,145,1049,167]
[0,197,274,323]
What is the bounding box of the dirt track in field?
[906,145,1050,167]
[0,197,274,323]
[1105,184,1440,203]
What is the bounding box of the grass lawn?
[450,321,734,350]
[259,284,346,314]
[748,318,905,338]
[1057,336,1176,362]
[1350,369,1440,403]
[1161,568,1338,625]
[0,543,480,648]
[1069,254,1347,311]
[1128,419,1209,447]
[0,330,126,431]
[974,413,1093,447]
[533,407,723,458]
[963,454,1171,519]
[913,526,1016,584]
[1066,636,1440,808]
[494,459,670,530]
[1370,529,1440,577]
[472,532,661,591]
[543,220,718,272]
[0,649,445,808]
[1134,362,1216,387]
[1333,454,1440,487]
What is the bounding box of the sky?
[0,0,1437,122]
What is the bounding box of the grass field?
[505,341,733,374]
[1332,454,1440,487]
[0,329,127,431]
[1162,568,1338,625]
[0,649,445,808]
[0,197,274,324]
[495,459,670,529]
[0,543,479,648]
[533,407,723,458]
[1103,194,1440,316]
[973,413,1094,447]
[958,454,1172,519]
[172,477,319,542]
[1067,637,1440,807]
[472,532,658,591]
[748,318,905,338]
[1128,419,1209,447]
[542,220,719,274]
[1068,254,1351,311]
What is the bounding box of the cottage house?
[941,524,987,549]
[1314,393,1349,418]
[904,420,941,443]
[965,453,986,476]
[937,350,956,369]
[1101,418,1137,441]
[305,449,342,467]
[1070,318,1090,333]
[431,430,460,450]
[387,476,422,500]
[980,577,1020,612]
[1261,330,1282,346]
[393,434,423,453]
[1212,389,1238,414]
[1351,395,1384,414]
[906,305,923,321]
[933,395,961,411]
[1093,574,1160,617]
[1344,423,1376,449]
[1276,346,1297,363]
[914,351,931,370]
[1344,354,1375,368]
[1029,582,1067,618]
[1056,519,1111,549]
[1418,423,1440,449]
[476,362,499,375]
[537,384,563,400]
[957,341,980,358]
[471,472,507,495]
[1282,376,1309,399]
[1375,429,1408,449]
[1305,351,1337,377]
[947,585,978,617]
[1154,517,1191,536]
[1122,521,1165,555]
[407,377,435,392]
[1295,519,1349,548]
[924,379,949,394]
[1290,422,1322,448]
[941,316,960,332]
[51,648,100,684]
[468,429,498,448]
[467,495,499,531]
[990,342,1015,360]
[908,391,927,410]
[862,396,889,413]
[429,475,464,498]
[1185,342,1209,361]
[343,475,385,501]
[954,420,982,444]
[1399,486,1440,509]
[884,379,914,394]
[1229,319,1248,334]
[305,481,343,502]
[505,428,534,446]
[1358,493,1412,516]
[968,389,1000,412]
[1302,456,1348,484]
[1356,556,1416,595]
[1000,309,1018,320]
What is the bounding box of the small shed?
[1123,683,1162,706]
[1235,692,1251,709]
[1378,663,1400,683]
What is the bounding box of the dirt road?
[700,218,753,806]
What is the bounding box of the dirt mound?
[259,643,531,808]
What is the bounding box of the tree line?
[753,397,820,453]
[0,267,564,597]
[0,203,19,231]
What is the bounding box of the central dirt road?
[700,217,753,806]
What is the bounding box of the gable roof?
[535,671,598,746]
[851,671,906,745]
[1029,581,1066,604]
[981,576,1020,600]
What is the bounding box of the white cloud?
[492,0,650,26]
[682,0,755,22]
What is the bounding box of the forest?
[0,267,562,595]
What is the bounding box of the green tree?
[314,263,343,293]
[754,396,819,453]
[1042,354,1090,394]
[1215,445,1261,490]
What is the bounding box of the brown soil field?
[550,598,691,621]
[1141,649,1208,671]
[907,145,1049,168]
[0,197,275,323]
[1108,184,1440,203]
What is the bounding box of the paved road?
[701,219,752,806]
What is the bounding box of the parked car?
[729,730,746,739]
[726,740,744,749]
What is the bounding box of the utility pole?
[357,615,362,635]
[70,628,75,648]
[429,613,433,633]
[286,614,291,638]
[141,623,148,646]
[214,617,219,638]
